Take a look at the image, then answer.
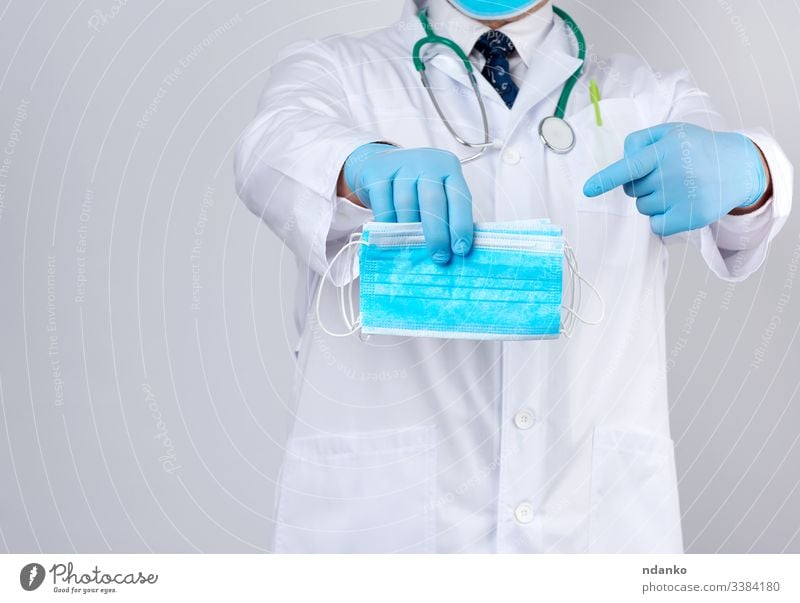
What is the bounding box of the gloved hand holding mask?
[343,143,474,264]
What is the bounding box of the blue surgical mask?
[449,0,545,20]
[316,221,603,341]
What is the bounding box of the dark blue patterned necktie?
[474,30,518,109]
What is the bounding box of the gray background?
[0,0,798,553]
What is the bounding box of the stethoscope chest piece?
[538,116,576,154]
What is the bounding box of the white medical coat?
[234,0,793,553]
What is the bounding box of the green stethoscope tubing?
[414,9,490,162]
[551,6,586,119]
[413,9,475,74]
[412,6,586,159]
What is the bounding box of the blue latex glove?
[344,143,473,264]
[583,123,768,236]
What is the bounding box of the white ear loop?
[314,232,366,338]
[560,241,605,338]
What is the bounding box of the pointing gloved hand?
[583,123,769,236]
[343,143,474,264]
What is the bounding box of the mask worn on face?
[448,0,545,20]
[316,220,603,341]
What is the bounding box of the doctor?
[235,0,792,553]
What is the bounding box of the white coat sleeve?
[234,39,377,286]
[659,70,793,282]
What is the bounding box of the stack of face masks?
[316,220,602,341]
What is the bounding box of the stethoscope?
[412,6,586,162]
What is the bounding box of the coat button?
[502,147,521,164]
[514,502,534,524]
[513,410,535,430]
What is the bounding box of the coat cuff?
[321,197,373,286]
[689,128,793,282]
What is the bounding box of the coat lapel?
[510,21,584,115]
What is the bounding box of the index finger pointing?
[583,145,661,197]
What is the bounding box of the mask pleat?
[358,222,564,339]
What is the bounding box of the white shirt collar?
[424,0,554,68]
